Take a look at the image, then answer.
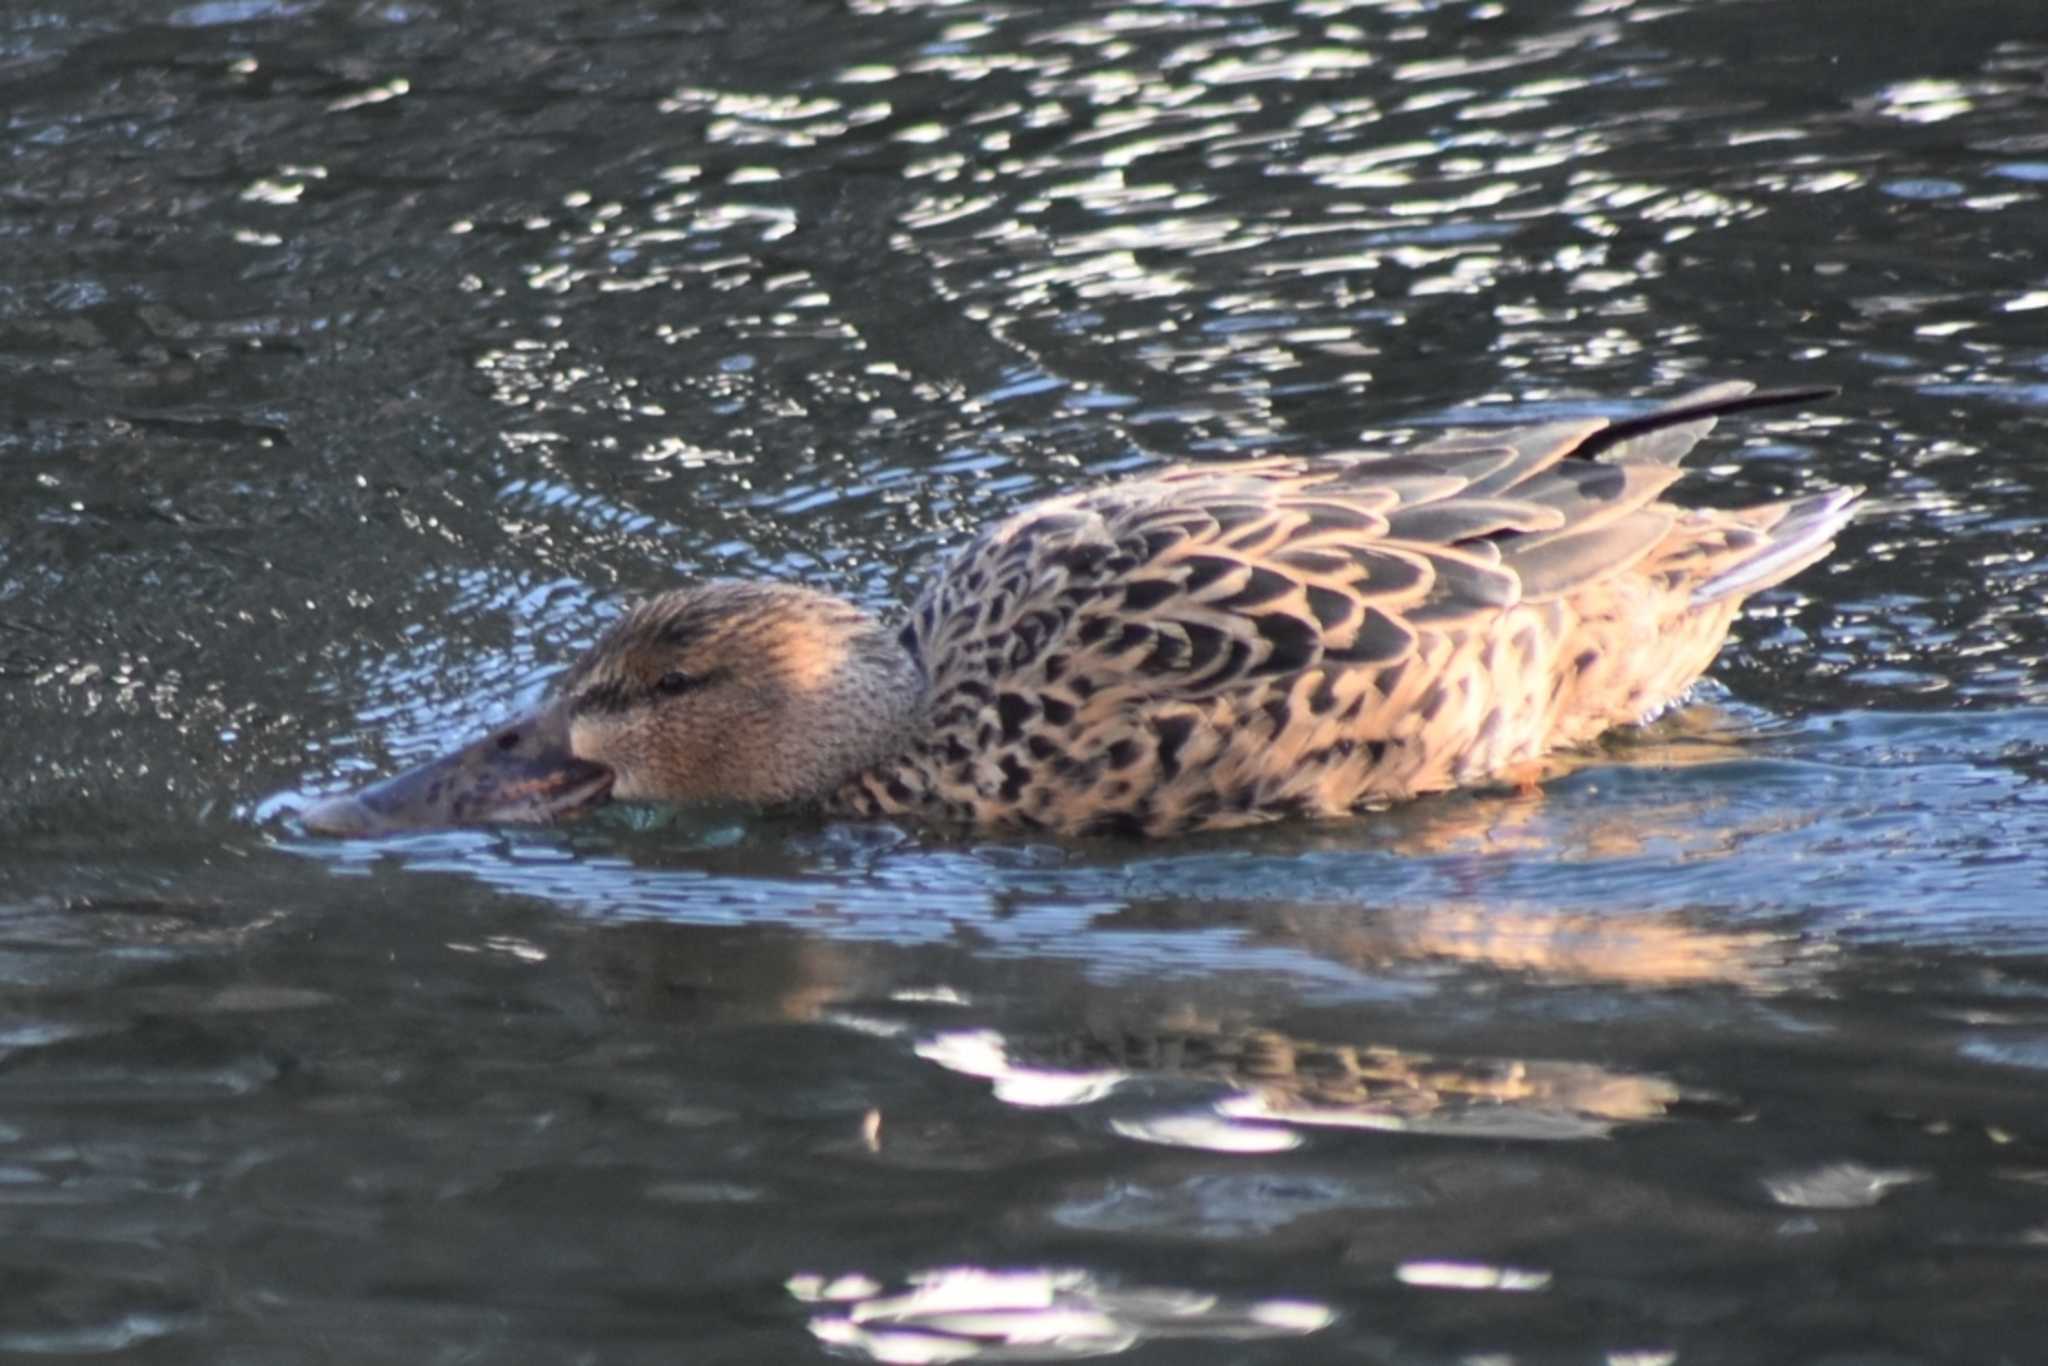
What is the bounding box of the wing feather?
[1504,511,1678,601]
[1460,419,1609,498]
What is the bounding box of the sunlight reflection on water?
[791,1265,1334,1363]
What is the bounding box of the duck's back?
[835,382,1856,835]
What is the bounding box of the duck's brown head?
[300,581,923,836]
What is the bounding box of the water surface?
[5,0,2048,1360]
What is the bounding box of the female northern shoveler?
[302,381,1858,838]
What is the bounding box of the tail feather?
[1578,382,1841,465]
[1690,485,1862,606]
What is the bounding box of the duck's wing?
[905,381,1845,702]
[880,382,1852,833]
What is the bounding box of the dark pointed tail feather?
[1574,383,1840,463]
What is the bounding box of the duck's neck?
[778,603,929,806]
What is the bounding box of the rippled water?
[6,0,2048,1359]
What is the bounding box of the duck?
[301,380,1860,839]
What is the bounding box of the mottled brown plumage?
[302,381,1860,839]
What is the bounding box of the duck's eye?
[654,670,699,697]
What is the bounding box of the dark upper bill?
[298,703,613,837]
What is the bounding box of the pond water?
[6,0,2048,1359]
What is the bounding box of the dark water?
[6,0,2048,1359]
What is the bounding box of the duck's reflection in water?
[566,883,1809,1358]
[575,882,1805,1148]
[1174,898,1819,994]
[919,1019,1701,1145]
[918,890,1810,1145]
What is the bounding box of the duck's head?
[300,581,921,837]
